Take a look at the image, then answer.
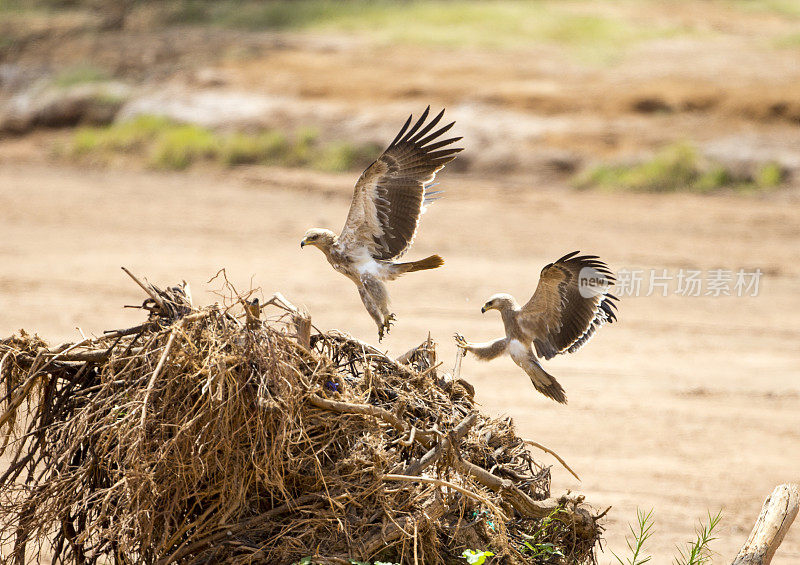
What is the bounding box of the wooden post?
[261,293,311,349]
[732,483,800,565]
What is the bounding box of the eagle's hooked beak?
[481,305,488,314]
[300,239,307,249]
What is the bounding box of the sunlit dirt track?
[1,161,798,563]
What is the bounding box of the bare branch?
[383,473,508,522]
[307,394,434,449]
[522,438,581,482]
[403,413,477,476]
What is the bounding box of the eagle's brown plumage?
[519,251,619,360]
[302,107,462,339]
[455,251,618,403]
[338,106,462,261]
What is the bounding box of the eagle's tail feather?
[524,356,568,404]
[397,254,444,273]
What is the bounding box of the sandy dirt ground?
[3,2,800,560]
[1,160,798,563]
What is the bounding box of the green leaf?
[461,549,495,564]
[292,558,312,565]
[612,508,654,565]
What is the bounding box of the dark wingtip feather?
[557,250,581,263]
[408,107,445,143]
[600,299,618,323]
[401,106,431,144]
[417,120,456,147]
[388,113,414,148]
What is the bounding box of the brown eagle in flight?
[301,107,462,339]
[455,251,618,403]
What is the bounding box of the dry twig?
[522,438,581,482]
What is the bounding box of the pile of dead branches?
[0,273,602,564]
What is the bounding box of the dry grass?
[0,275,601,564]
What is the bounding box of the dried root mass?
[0,277,601,564]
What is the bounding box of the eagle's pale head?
[300,228,336,251]
[481,293,517,313]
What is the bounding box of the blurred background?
[1,1,799,563]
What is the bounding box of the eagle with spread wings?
[301,107,462,339]
[455,251,619,403]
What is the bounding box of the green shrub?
[317,141,381,172]
[575,143,787,193]
[66,114,380,173]
[150,124,217,170]
[52,64,109,88]
[755,161,784,188]
[70,115,169,156]
[612,508,722,565]
[218,131,289,166]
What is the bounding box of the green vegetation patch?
[574,143,786,193]
[52,64,110,88]
[67,115,382,172]
[729,0,800,18]
[612,508,721,565]
[775,31,800,48]
[161,0,686,62]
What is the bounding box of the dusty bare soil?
[2,2,800,561]
[1,160,798,563]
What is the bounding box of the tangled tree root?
[0,273,603,564]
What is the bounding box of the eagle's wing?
[516,251,618,360]
[337,107,462,261]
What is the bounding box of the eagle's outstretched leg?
[357,285,385,338]
[360,275,393,340]
[454,334,508,360]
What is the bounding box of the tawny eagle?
[301,107,462,339]
[455,251,618,403]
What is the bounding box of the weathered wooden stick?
[361,498,447,556]
[732,483,799,565]
[383,473,509,522]
[140,321,184,427]
[262,293,311,348]
[454,457,596,538]
[522,438,581,482]
[0,352,44,432]
[121,266,166,313]
[307,394,435,448]
[293,310,311,350]
[453,343,466,380]
[313,331,416,378]
[403,413,477,476]
[396,342,424,365]
[395,334,436,367]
